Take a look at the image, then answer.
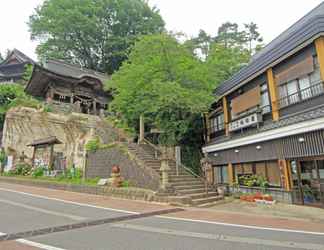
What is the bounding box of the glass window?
[261,92,270,113]
[299,76,311,100]
[210,113,225,133]
[213,166,228,184]
[287,80,299,104]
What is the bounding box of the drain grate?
[0,207,184,242]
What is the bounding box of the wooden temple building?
[0,49,34,83]
[25,59,111,116]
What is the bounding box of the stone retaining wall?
[85,145,160,191]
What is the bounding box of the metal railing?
[277,81,324,109]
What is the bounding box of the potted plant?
[303,185,315,203]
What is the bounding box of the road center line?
[1,186,324,236]
[0,198,86,221]
[111,223,324,250]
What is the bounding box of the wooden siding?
[231,86,260,115]
[209,129,324,165]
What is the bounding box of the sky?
[0,0,323,61]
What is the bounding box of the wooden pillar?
[267,68,279,121]
[139,115,145,142]
[222,96,230,136]
[49,144,54,171]
[31,147,36,168]
[279,159,292,191]
[204,113,211,142]
[315,37,324,82]
[227,163,234,185]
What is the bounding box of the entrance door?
[291,160,324,206]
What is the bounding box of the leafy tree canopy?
[28,0,165,74]
[109,33,213,146]
[0,84,40,129]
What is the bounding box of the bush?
[10,163,32,176]
[85,137,100,152]
[31,167,45,177]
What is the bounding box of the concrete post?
[157,147,174,195]
[139,115,144,143]
[175,146,181,176]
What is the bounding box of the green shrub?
[31,167,45,177]
[122,180,130,188]
[85,137,100,152]
[10,163,32,176]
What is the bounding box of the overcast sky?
[0,0,323,61]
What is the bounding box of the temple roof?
[0,49,35,66]
[0,63,26,78]
[214,2,324,97]
[27,136,62,147]
[25,63,110,98]
[44,60,109,83]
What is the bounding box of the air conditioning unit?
[229,113,262,132]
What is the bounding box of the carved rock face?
[111,165,120,174]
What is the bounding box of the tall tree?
[185,29,213,60]
[109,33,213,146]
[243,22,263,54]
[0,52,3,63]
[28,0,165,74]
[204,43,250,89]
[215,22,246,49]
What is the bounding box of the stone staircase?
[127,142,222,207]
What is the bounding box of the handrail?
[141,138,209,193]
[276,81,324,109]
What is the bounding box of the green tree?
[0,53,3,63]
[0,84,40,129]
[215,22,246,49]
[109,33,213,146]
[243,22,263,54]
[204,43,250,89]
[28,0,165,74]
[185,29,213,60]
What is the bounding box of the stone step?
[174,183,206,190]
[178,188,214,195]
[191,196,223,206]
[171,180,203,186]
[188,191,218,200]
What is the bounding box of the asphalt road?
[0,188,324,250]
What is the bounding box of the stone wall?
[1,107,116,168]
[86,146,160,191]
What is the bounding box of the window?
[210,113,225,133]
[278,56,324,108]
[260,83,271,114]
[214,166,228,184]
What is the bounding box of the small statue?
[108,165,123,187]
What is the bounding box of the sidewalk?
[1,182,324,234]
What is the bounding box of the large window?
[214,166,228,184]
[210,113,225,133]
[234,161,282,187]
[278,56,324,108]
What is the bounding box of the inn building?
[203,3,324,206]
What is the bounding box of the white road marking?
[0,187,138,215]
[112,223,324,250]
[1,187,324,236]
[0,198,86,221]
[0,232,68,250]
[157,215,324,236]
[16,239,67,250]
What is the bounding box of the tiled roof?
[0,63,26,78]
[27,136,62,147]
[214,2,324,96]
[43,60,109,84]
[0,49,35,66]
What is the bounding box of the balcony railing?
[277,81,324,109]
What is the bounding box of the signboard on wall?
[229,113,262,132]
